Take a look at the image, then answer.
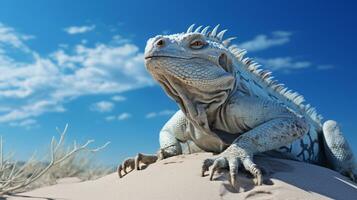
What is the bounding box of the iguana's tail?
[322,120,356,182]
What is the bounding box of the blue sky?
[0,0,356,165]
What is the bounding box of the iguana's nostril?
[156,39,165,48]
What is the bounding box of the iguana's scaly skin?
[118,25,356,186]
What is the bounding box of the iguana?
[118,24,356,186]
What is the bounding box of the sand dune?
[5,153,357,200]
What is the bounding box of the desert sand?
[5,153,357,200]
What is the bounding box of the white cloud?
[81,39,88,44]
[58,43,69,49]
[64,25,96,35]
[49,43,152,101]
[117,112,131,120]
[0,22,33,51]
[105,112,131,121]
[239,31,291,52]
[90,101,115,113]
[256,57,311,72]
[111,95,126,102]
[146,110,176,119]
[9,118,37,128]
[105,115,116,121]
[0,100,65,123]
[0,23,153,125]
[238,31,334,72]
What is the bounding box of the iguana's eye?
[190,39,206,49]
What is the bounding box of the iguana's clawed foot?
[117,157,135,178]
[201,146,262,188]
[118,153,158,178]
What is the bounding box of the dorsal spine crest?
[185,24,323,125]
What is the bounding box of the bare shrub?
[0,124,110,195]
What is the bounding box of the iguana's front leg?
[118,111,187,178]
[202,115,309,187]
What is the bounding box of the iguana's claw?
[117,157,135,178]
[201,158,215,177]
[201,149,263,187]
[118,153,159,178]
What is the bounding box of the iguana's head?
[144,24,238,116]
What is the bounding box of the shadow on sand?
[211,155,357,199]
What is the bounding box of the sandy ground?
[4,153,357,200]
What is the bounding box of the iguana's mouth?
[145,55,178,59]
[144,55,192,60]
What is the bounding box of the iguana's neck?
[157,73,237,134]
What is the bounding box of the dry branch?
[0,124,109,195]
